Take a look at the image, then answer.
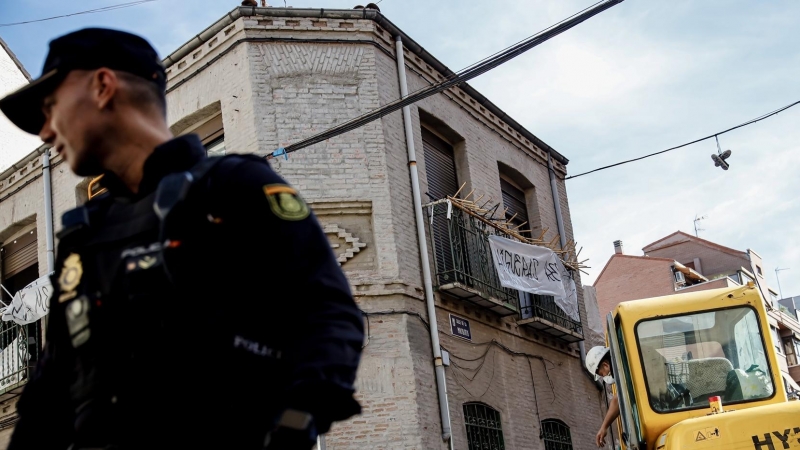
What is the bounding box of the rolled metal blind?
[423,129,458,201]
[2,231,38,278]
[500,179,529,236]
[423,129,458,285]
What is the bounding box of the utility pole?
[693,214,707,237]
[775,267,790,300]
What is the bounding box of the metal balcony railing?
[0,320,41,398]
[424,201,582,340]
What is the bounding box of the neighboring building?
[0,5,605,449]
[0,38,41,172]
[0,36,50,447]
[594,231,800,399]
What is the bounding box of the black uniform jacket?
[8,135,364,450]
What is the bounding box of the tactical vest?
[52,155,289,448]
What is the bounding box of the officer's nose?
[39,116,55,145]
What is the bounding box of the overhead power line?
[0,0,157,28]
[565,98,800,180]
[273,0,624,157]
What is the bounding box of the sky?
[2,0,800,298]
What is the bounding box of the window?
[500,177,538,317]
[175,111,224,156]
[728,272,741,284]
[784,337,800,366]
[500,178,530,238]
[205,135,226,157]
[770,291,779,306]
[636,307,774,412]
[463,403,505,450]
[541,419,573,450]
[756,265,763,276]
[741,271,754,285]
[423,128,458,201]
[771,327,782,354]
[423,128,459,284]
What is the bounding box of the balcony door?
[423,129,459,285]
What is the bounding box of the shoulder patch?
[263,184,310,221]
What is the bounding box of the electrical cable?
[565,98,800,180]
[271,0,624,157]
[0,0,158,28]
[527,357,544,438]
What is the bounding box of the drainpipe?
[547,153,595,384]
[395,35,452,443]
[42,149,55,330]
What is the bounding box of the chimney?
[613,240,624,255]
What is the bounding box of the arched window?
[541,419,573,450]
[463,402,505,450]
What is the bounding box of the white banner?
[2,275,52,325]
[488,235,580,322]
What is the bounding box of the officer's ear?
[90,68,120,111]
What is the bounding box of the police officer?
[0,28,364,449]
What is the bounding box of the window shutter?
[2,231,37,278]
[423,129,459,285]
[423,129,458,201]
[500,178,529,236]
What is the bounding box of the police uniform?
[0,29,364,450]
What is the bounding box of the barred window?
[541,419,573,450]
[463,402,505,450]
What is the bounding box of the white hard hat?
[586,346,610,379]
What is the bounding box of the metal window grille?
[0,320,41,393]
[463,402,505,450]
[541,419,573,450]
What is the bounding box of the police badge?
[58,253,83,302]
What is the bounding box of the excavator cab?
[606,283,799,450]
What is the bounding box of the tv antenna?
[693,214,708,237]
[775,267,790,300]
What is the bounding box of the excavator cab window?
[636,306,774,413]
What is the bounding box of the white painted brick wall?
[0,41,42,172]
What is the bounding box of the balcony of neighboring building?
[0,231,44,403]
[424,201,583,342]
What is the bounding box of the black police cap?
[0,28,166,135]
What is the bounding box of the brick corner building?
[0,5,606,449]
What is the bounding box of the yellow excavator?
[605,282,800,450]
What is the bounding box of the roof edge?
[644,231,747,258]
[0,36,31,81]
[162,6,569,166]
[0,143,49,182]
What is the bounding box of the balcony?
[518,294,583,342]
[425,201,583,341]
[0,320,41,402]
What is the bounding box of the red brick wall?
[594,255,675,318]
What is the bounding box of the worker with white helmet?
[586,346,619,447]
